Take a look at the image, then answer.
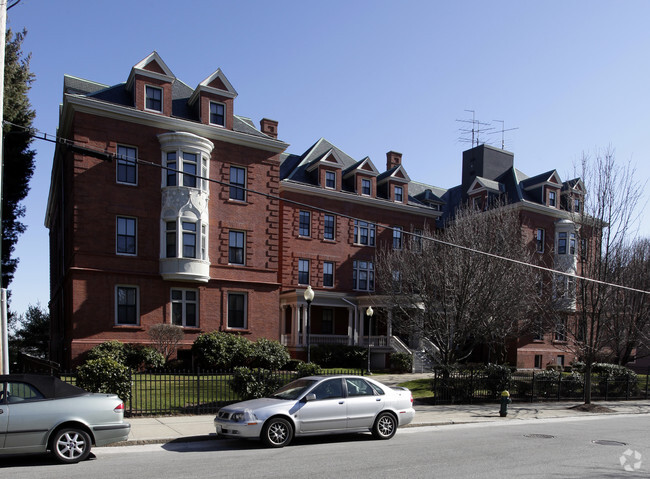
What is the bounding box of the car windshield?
[270,379,318,400]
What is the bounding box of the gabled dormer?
[343,157,380,197]
[377,151,411,204]
[188,68,238,130]
[561,178,585,213]
[126,52,175,116]
[467,176,504,210]
[521,170,562,208]
[305,148,346,191]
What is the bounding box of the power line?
[6,120,650,296]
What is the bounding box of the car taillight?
[410,395,413,404]
[114,403,124,412]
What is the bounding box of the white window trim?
[536,228,545,253]
[325,170,336,189]
[209,101,226,127]
[394,185,403,202]
[116,144,138,186]
[229,165,247,202]
[298,259,310,285]
[228,230,246,266]
[227,292,248,330]
[361,178,372,196]
[171,288,199,328]
[145,84,163,113]
[116,216,137,256]
[115,285,139,326]
[323,261,335,288]
[162,148,209,192]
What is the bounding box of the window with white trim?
[171,289,198,327]
[116,145,137,185]
[166,221,177,258]
[323,261,334,287]
[298,259,310,285]
[361,178,371,196]
[394,186,403,202]
[145,85,162,112]
[166,152,177,186]
[558,232,567,254]
[548,190,556,207]
[182,222,197,258]
[210,101,225,126]
[536,228,545,253]
[182,152,197,188]
[116,286,138,325]
[299,211,311,237]
[116,216,136,255]
[324,214,335,240]
[354,220,375,246]
[229,230,245,265]
[353,260,374,291]
[393,226,403,250]
[227,292,247,329]
[229,166,246,201]
[164,151,206,190]
[325,171,336,189]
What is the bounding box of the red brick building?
[46,53,586,369]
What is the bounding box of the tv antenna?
[456,110,493,147]
[488,120,519,150]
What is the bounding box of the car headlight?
[231,409,257,423]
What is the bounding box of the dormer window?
[145,85,162,112]
[394,186,403,202]
[574,198,580,213]
[210,102,225,126]
[361,178,371,196]
[548,190,556,207]
[325,171,336,189]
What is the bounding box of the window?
[322,309,334,334]
[210,102,225,126]
[5,382,45,402]
[548,190,556,207]
[558,232,567,254]
[229,230,245,265]
[166,222,177,258]
[393,227,403,250]
[473,196,483,210]
[145,85,162,112]
[166,152,177,186]
[182,152,197,188]
[201,225,208,261]
[299,211,311,237]
[229,166,246,201]
[574,198,580,213]
[171,289,198,327]
[394,186,403,202]
[298,259,310,285]
[227,292,247,329]
[536,228,545,253]
[310,378,343,400]
[557,355,565,367]
[361,178,371,195]
[353,260,374,291]
[116,286,138,325]
[412,228,423,252]
[580,238,587,261]
[182,222,197,258]
[533,317,544,340]
[116,216,136,255]
[354,220,376,246]
[325,171,336,189]
[116,145,137,185]
[534,355,543,369]
[323,261,334,287]
[555,317,567,341]
[324,215,335,240]
[346,378,376,397]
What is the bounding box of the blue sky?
[6,0,650,317]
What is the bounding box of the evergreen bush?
[76,357,131,402]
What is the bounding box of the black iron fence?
[431,369,650,404]
[59,368,363,417]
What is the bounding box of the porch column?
[359,306,365,346]
[280,305,287,346]
[347,307,354,346]
[290,304,298,347]
[387,309,393,338]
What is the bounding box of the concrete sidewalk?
[113,373,650,446]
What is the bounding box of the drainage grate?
[592,440,628,446]
[524,434,555,439]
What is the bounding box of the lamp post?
[366,306,374,374]
[304,285,314,363]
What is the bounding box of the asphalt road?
[2,415,649,478]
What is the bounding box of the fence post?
[531,371,535,403]
[196,367,201,414]
[646,367,649,400]
[128,369,133,417]
[557,373,561,401]
[469,370,473,405]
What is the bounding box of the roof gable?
[126,51,175,90]
[344,156,380,178]
[306,148,347,172]
[377,164,411,184]
[188,68,238,105]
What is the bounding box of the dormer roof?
[305,148,347,173]
[377,164,411,184]
[188,68,238,105]
[562,178,585,195]
[126,51,175,91]
[520,170,562,190]
[343,156,380,178]
[467,176,505,195]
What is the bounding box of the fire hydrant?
[499,390,511,417]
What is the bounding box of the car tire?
[51,427,92,464]
[372,412,397,440]
[261,417,293,448]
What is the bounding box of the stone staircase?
[412,348,435,373]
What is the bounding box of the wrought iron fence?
[58,368,363,417]
[431,369,650,404]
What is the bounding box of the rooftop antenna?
[489,120,519,150]
[456,110,493,147]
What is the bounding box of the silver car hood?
[225,397,289,411]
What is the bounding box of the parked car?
[214,375,415,447]
[0,374,131,463]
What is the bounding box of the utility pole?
[0,0,8,374]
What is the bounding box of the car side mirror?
[304,394,316,402]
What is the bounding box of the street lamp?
[366,306,374,374]
[304,285,314,363]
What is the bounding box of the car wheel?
[262,417,293,448]
[372,412,397,440]
[51,428,92,464]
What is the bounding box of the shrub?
[125,344,165,371]
[76,357,131,402]
[560,371,584,397]
[311,344,367,369]
[87,340,127,364]
[484,363,512,397]
[192,331,253,369]
[534,369,560,398]
[250,338,290,370]
[148,324,185,362]
[296,361,322,377]
[230,367,286,400]
[390,353,413,373]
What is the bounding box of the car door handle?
[339,401,344,404]
[376,398,382,401]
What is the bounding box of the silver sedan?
[214,375,415,447]
[0,374,131,463]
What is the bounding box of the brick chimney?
[386,151,402,170]
[260,118,278,139]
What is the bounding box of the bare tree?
[376,203,538,366]
[148,324,185,362]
